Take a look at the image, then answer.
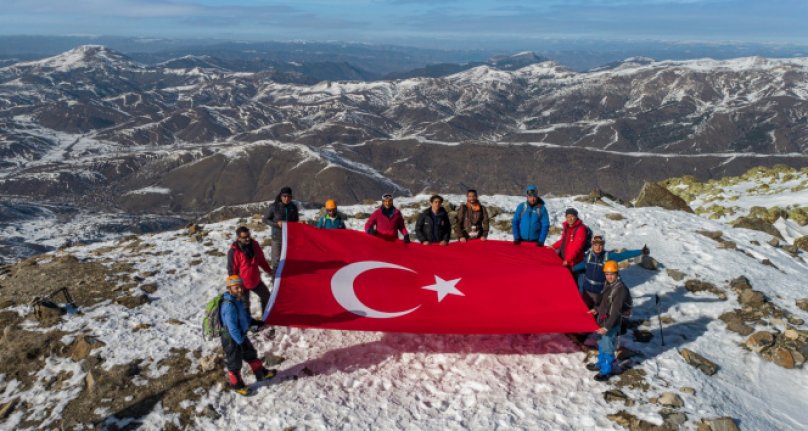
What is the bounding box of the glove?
[403,236,411,244]
[513,239,521,245]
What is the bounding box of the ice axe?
[655,294,665,346]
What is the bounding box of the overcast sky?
[2,0,806,48]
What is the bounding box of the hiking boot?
[255,367,277,382]
[586,363,599,372]
[231,386,253,396]
[594,373,611,382]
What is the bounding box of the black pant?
[221,331,259,372]
[244,282,271,319]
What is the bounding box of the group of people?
[216,185,644,393]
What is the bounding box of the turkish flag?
[263,223,598,334]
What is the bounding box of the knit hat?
[526,185,538,197]
[226,275,243,287]
[280,186,292,196]
[564,208,579,217]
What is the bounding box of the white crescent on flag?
[330,261,421,318]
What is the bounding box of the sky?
[1,0,807,49]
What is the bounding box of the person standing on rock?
[365,193,411,243]
[588,260,631,382]
[220,275,277,396]
[455,189,489,242]
[512,185,550,247]
[572,235,648,309]
[316,199,346,229]
[552,208,588,269]
[264,186,300,269]
[415,194,451,245]
[227,226,273,322]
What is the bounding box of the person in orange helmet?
[316,199,346,229]
[588,260,632,382]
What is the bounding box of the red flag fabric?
[263,222,598,334]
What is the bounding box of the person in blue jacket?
[512,185,550,246]
[316,199,346,229]
[220,275,276,396]
[572,235,648,309]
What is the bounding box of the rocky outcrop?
[731,217,784,240]
[634,182,694,213]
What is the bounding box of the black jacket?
[596,277,630,331]
[415,207,451,243]
[263,199,300,238]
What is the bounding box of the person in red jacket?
[552,208,588,268]
[365,193,411,243]
[227,226,273,321]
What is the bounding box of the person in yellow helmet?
[316,199,346,229]
[587,260,632,382]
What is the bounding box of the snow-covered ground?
[2,194,807,430]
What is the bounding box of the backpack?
[202,294,232,340]
[581,225,594,253]
[619,285,633,335]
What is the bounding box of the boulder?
[684,280,727,300]
[70,335,106,361]
[746,331,775,353]
[656,392,684,408]
[700,417,740,431]
[639,255,658,271]
[606,213,625,221]
[697,230,724,241]
[634,181,694,213]
[661,409,688,427]
[718,241,737,250]
[680,387,696,396]
[795,235,808,252]
[719,311,754,336]
[739,289,767,307]
[729,276,752,292]
[796,299,808,313]
[115,294,150,309]
[140,283,158,294]
[731,217,784,240]
[0,398,18,420]
[772,347,796,369]
[603,389,632,405]
[680,348,718,375]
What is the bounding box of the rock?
[167,318,184,325]
[767,238,780,247]
[795,235,808,252]
[697,230,724,241]
[615,368,650,391]
[115,293,150,309]
[206,249,226,257]
[606,213,625,221]
[0,398,18,420]
[700,417,740,431]
[603,389,632,405]
[684,279,727,300]
[739,289,767,307]
[634,181,694,213]
[0,299,15,309]
[140,283,158,294]
[661,409,688,427]
[731,217,784,240]
[70,335,106,361]
[761,258,777,268]
[204,404,221,420]
[729,276,752,292]
[746,331,776,353]
[606,411,659,431]
[797,299,808,313]
[772,347,796,369]
[718,240,737,249]
[719,312,755,336]
[133,323,152,332]
[264,353,286,367]
[680,387,696,396]
[680,348,719,375]
[187,223,203,235]
[638,255,658,270]
[787,315,804,326]
[666,268,685,281]
[657,392,684,408]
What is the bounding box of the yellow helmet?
[325,199,337,210]
[226,275,243,287]
[603,260,619,274]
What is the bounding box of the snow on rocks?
[0,193,807,429]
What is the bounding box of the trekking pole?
[655,294,665,346]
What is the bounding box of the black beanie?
[280,186,292,196]
[565,208,578,217]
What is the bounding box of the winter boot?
[227,370,252,396]
[249,359,277,382]
[594,353,615,382]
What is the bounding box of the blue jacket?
[574,249,643,293]
[220,292,251,345]
[316,212,346,229]
[512,200,550,244]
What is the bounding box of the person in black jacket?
[263,186,300,269]
[415,195,451,245]
[588,260,631,382]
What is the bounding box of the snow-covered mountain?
[1,46,808,213]
[1,191,806,430]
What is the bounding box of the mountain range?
[1,45,807,214]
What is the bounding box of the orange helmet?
[226,275,243,287]
[603,260,619,274]
[325,199,337,210]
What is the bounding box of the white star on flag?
[422,276,464,302]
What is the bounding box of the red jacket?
[227,240,272,290]
[552,219,587,267]
[365,206,409,241]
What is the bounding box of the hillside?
[1,190,807,430]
